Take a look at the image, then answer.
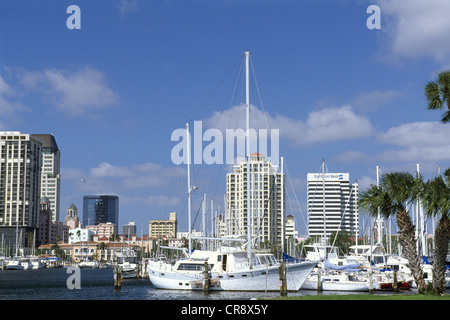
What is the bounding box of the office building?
[123,221,137,237]
[83,195,119,234]
[32,134,60,222]
[307,172,358,238]
[0,131,42,252]
[226,153,284,247]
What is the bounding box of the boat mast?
[245,50,252,268]
[187,122,192,257]
[281,156,284,254]
[322,159,327,261]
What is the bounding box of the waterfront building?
[64,203,81,229]
[0,131,42,254]
[307,172,359,238]
[149,212,177,238]
[83,195,119,234]
[226,153,284,247]
[32,134,60,222]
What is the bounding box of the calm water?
[0,267,417,300]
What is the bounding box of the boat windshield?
[177,263,211,271]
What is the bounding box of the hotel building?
[149,212,177,238]
[307,172,359,238]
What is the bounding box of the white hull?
[149,260,317,292]
[302,278,370,292]
[120,263,138,278]
[6,263,24,270]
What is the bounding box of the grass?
[272,293,450,300]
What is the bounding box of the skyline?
[1,0,449,236]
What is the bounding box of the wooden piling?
[393,270,398,292]
[203,261,210,294]
[114,265,122,289]
[279,261,287,296]
[317,269,322,292]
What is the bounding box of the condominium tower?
[0,131,42,250]
[32,134,60,222]
[307,171,359,238]
[226,153,284,247]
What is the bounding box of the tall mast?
[376,166,382,245]
[244,50,252,268]
[281,156,284,253]
[186,122,192,257]
[322,159,327,260]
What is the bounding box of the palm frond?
[425,81,442,110]
[441,110,450,123]
[381,172,415,205]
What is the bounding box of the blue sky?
[1,0,449,236]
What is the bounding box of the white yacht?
[30,257,44,269]
[148,245,317,291]
[116,249,138,278]
[6,259,25,270]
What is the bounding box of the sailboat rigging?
[147,50,318,291]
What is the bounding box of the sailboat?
[148,51,318,291]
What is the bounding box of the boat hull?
[301,279,370,292]
[149,260,317,292]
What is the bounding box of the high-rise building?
[226,153,284,247]
[32,134,60,222]
[123,221,137,237]
[83,195,119,234]
[307,172,358,238]
[0,131,42,252]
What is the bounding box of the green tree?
[329,231,353,256]
[425,70,450,123]
[422,173,450,295]
[360,172,427,293]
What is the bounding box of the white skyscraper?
[307,171,358,238]
[33,134,61,222]
[0,131,42,252]
[226,153,284,247]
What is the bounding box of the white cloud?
[88,161,185,189]
[0,75,28,124]
[18,66,118,116]
[204,104,374,147]
[378,0,450,61]
[378,121,450,163]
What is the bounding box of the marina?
[0,267,427,300]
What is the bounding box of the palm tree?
[425,70,450,123]
[360,171,427,293]
[422,173,450,295]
